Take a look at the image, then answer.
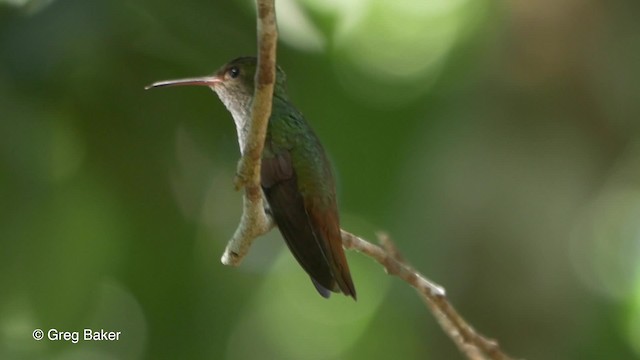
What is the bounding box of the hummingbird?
[146,57,356,299]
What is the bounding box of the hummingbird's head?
[145,56,287,119]
[210,56,287,118]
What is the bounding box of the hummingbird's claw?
[233,173,246,191]
[234,158,250,190]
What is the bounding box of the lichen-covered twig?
[341,230,519,360]
[220,0,277,266]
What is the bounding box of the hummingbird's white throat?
[209,85,252,154]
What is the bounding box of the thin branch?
[220,0,277,266]
[341,230,519,360]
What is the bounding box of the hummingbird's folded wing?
[305,197,356,299]
[261,149,339,297]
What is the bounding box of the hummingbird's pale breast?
[209,85,253,153]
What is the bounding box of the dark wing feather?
[306,196,356,298]
[261,149,337,297]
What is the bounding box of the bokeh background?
[2,0,639,359]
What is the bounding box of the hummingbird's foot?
[263,203,272,217]
[233,173,246,191]
[233,158,250,190]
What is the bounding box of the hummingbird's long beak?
[145,76,222,90]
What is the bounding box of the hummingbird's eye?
[228,66,240,79]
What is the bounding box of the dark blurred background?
[1,0,639,359]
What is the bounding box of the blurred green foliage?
[1,0,640,359]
